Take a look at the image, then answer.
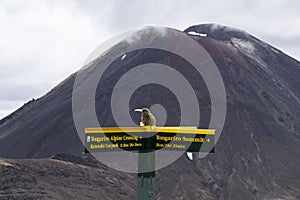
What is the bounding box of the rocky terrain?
[0,153,136,200]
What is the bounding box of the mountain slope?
[0,24,299,199]
[0,153,136,200]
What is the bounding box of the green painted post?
[137,136,155,200]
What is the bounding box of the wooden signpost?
[85,126,215,200]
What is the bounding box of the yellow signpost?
[85,126,215,200]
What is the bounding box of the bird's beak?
[134,109,143,112]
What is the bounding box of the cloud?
[0,0,299,119]
[0,100,24,119]
[0,0,108,118]
[124,26,168,44]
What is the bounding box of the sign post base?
[137,139,155,200]
[138,170,155,200]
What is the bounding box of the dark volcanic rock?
[0,24,299,199]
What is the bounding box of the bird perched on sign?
[134,108,156,127]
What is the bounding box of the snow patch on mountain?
[187,31,207,37]
[121,54,127,60]
[231,38,274,76]
[0,159,12,166]
[271,47,280,54]
[231,38,254,54]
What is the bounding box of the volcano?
[0,24,299,199]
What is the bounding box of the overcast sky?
[0,0,299,119]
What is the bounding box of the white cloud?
[0,0,109,119]
[0,0,299,119]
[0,100,24,119]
